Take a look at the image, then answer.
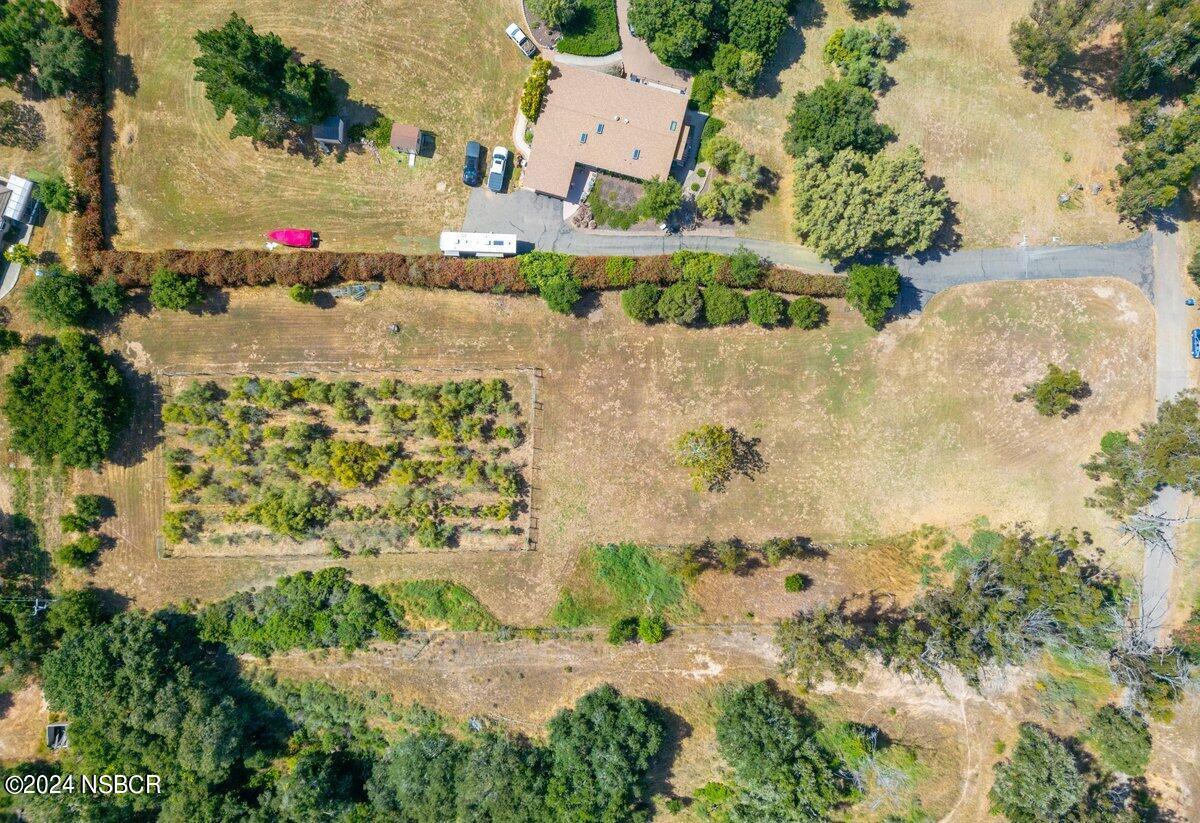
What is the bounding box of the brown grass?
[64,277,1152,622]
[110,0,528,251]
[720,0,1134,248]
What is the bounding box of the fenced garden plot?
[158,372,531,557]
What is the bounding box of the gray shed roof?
[313,116,345,144]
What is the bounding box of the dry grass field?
[721,0,1135,248]
[110,0,529,252]
[65,277,1153,623]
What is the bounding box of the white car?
[505,23,537,57]
[488,146,510,193]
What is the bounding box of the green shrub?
[621,283,661,323]
[746,289,785,327]
[845,263,900,328]
[1086,705,1150,776]
[149,268,204,311]
[380,580,500,631]
[56,534,100,568]
[37,174,76,213]
[88,277,126,315]
[699,115,726,157]
[728,247,762,287]
[608,615,639,644]
[520,57,553,122]
[289,283,315,303]
[161,509,200,544]
[605,255,636,286]
[637,614,667,643]
[197,567,402,655]
[1189,247,1200,286]
[690,70,722,111]
[787,295,827,329]
[1014,363,1088,418]
[703,284,747,325]
[538,273,582,314]
[23,267,89,328]
[639,176,683,222]
[0,328,19,353]
[657,281,703,325]
[672,250,724,284]
[73,494,107,524]
[784,573,809,593]
[520,251,582,314]
[362,115,394,148]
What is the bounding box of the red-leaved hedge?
[66,0,107,269]
[89,249,847,297]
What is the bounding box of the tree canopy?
[673,424,736,491]
[713,681,850,820]
[845,263,901,328]
[1084,391,1200,517]
[990,724,1086,823]
[545,684,665,822]
[3,331,129,468]
[150,267,205,310]
[784,78,895,160]
[22,266,89,328]
[792,146,948,261]
[193,13,335,144]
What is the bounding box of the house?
[312,115,345,148]
[521,64,690,200]
[0,174,35,233]
[389,123,427,159]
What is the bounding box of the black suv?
[462,140,484,186]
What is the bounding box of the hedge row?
[89,249,848,297]
[66,0,107,269]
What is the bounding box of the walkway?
[462,188,1156,305]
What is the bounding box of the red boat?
[266,228,316,248]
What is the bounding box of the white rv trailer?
[439,231,517,258]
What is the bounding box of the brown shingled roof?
[522,65,688,199]
[390,123,423,153]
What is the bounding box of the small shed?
[46,723,68,750]
[389,123,426,157]
[312,116,345,148]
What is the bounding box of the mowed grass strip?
[380,579,501,631]
[111,0,528,251]
[551,542,697,626]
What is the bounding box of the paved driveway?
[463,188,1156,305]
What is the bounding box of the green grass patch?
[551,542,696,626]
[1033,648,1116,720]
[556,0,620,56]
[380,580,501,631]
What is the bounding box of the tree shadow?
[730,429,766,483]
[757,2,826,99]
[112,53,139,98]
[0,102,45,152]
[644,704,693,805]
[107,354,163,469]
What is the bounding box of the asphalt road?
[1139,226,1192,646]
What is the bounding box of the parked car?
[505,24,537,57]
[488,146,510,193]
[462,140,484,186]
[1192,328,1200,359]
